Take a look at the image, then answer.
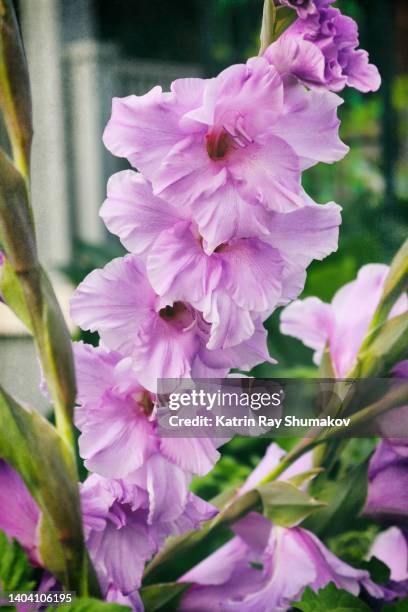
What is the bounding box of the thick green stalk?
[0,1,76,454]
[0,0,98,596]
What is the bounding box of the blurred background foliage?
[59,0,407,572]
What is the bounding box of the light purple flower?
[103,57,347,249]
[266,3,380,93]
[276,0,332,20]
[70,254,270,392]
[280,264,408,377]
[364,440,408,526]
[369,527,408,584]
[0,460,41,565]
[100,171,341,348]
[179,443,381,610]
[74,341,221,481]
[81,474,216,606]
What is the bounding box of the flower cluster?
[68,2,381,606]
[66,13,361,601]
[270,0,381,92]
[281,263,407,377]
[281,264,408,600]
[178,444,383,609]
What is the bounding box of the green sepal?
[140,582,190,611]
[0,386,94,594]
[303,461,368,538]
[256,480,326,527]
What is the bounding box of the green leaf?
[319,345,336,378]
[303,461,368,538]
[0,151,76,443]
[383,598,408,611]
[288,468,324,488]
[293,583,371,611]
[0,149,36,270]
[0,255,32,330]
[259,0,276,54]
[47,599,130,612]
[257,481,326,527]
[371,237,408,329]
[353,312,408,377]
[359,556,390,584]
[39,269,77,414]
[0,0,33,165]
[273,6,297,39]
[327,525,380,567]
[0,530,35,592]
[140,582,190,611]
[258,2,296,55]
[0,386,97,594]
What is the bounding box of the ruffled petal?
[205,289,256,350]
[230,135,304,213]
[70,254,155,355]
[159,437,220,476]
[266,199,342,267]
[131,313,201,392]
[103,86,185,178]
[100,171,181,254]
[78,392,156,479]
[264,37,326,86]
[344,49,381,93]
[219,239,284,312]
[191,182,270,253]
[147,221,222,307]
[273,84,349,170]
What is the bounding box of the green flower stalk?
[0,0,98,596]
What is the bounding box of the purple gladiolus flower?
[179,444,382,610]
[100,171,341,348]
[266,3,381,92]
[276,0,332,20]
[0,460,41,565]
[70,254,270,392]
[73,341,221,480]
[368,527,408,599]
[180,514,381,611]
[280,264,408,377]
[81,474,216,608]
[103,57,347,249]
[365,440,408,526]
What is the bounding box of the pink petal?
[100,171,181,254]
[147,221,222,307]
[159,437,220,476]
[231,135,304,213]
[264,37,326,86]
[103,86,184,179]
[273,85,349,170]
[280,297,334,364]
[219,239,284,312]
[266,199,342,267]
[70,255,155,355]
